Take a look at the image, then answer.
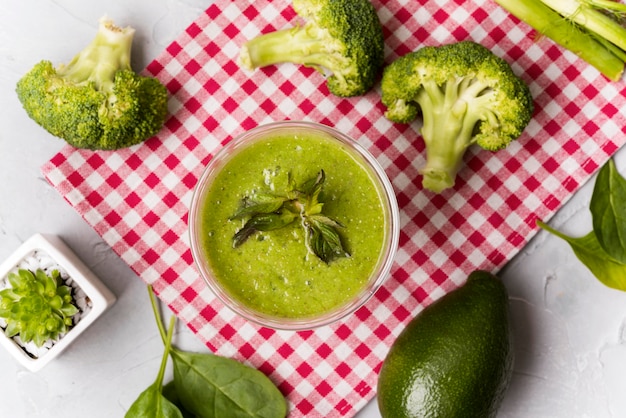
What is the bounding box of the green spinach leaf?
[144,287,287,418]
[125,383,183,418]
[590,158,626,264]
[537,158,626,291]
[171,349,287,418]
[536,221,626,290]
[126,315,182,418]
[162,382,196,418]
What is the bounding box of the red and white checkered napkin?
[42,0,626,416]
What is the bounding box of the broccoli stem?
[588,0,626,10]
[541,0,626,51]
[494,0,625,80]
[419,120,469,194]
[239,25,347,74]
[417,79,488,193]
[56,17,135,91]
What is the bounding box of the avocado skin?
[377,270,513,418]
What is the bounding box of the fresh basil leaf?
[590,158,626,264]
[231,195,287,219]
[307,217,349,264]
[298,169,324,197]
[125,383,184,418]
[537,220,626,291]
[248,212,298,232]
[231,169,350,264]
[170,349,287,418]
[299,170,325,215]
[233,212,297,247]
[309,214,344,229]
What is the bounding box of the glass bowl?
[188,121,399,330]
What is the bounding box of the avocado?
[377,270,513,418]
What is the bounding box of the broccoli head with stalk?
[381,41,534,193]
[239,0,385,97]
[16,17,168,150]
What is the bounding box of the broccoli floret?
[381,41,534,193]
[239,0,385,97]
[16,17,168,150]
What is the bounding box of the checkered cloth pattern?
[42,0,626,416]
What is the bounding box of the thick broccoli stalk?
[239,0,385,97]
[16,17,168,150]
[494,0,626,81]
[381,41,534,193]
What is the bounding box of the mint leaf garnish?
[231,169,349,263]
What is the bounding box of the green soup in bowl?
[189,121,399,330]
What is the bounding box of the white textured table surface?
[1,1,625,417]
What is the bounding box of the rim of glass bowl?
[188,120,399,330]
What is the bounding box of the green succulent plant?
[0,268,79,347]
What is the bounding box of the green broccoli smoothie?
[198,130,388,319]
